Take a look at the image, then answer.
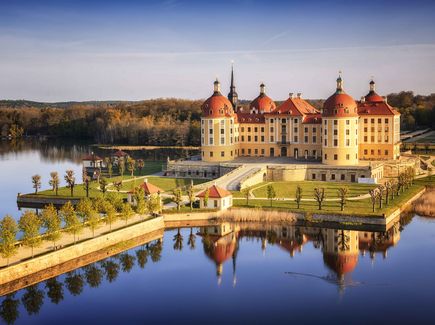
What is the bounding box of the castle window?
[346,139,350,146]
[210,152,213,157]
[241,135,245,141]
[334,120,337,125]
[331,174,336,180]
[313,127,317,132]
[385,150,389,155]
[371,118,375,123]
[255,127,258,132]
[270,127,274,132]
[334,154,338,160]
[385,118,389,124]
[346,154,350,160]
[334,139,338,146]
[261,149,265,155]
[313,136,317,143]
[304,136,308,143]
[364,118,368,124]
[221,151,224,157]
[294,136,298,142]
[248,127,251,132]
[312,174,316,180]
[261,136,265,142]
[324,154,327,160]
[346,120,350,125]
[341,174,345,180]
[209,138,213,145]
[364,136,368,142]
[220,129,224,135]
[334,109,337,115]
[270,118,274,123]
[282,118,286,123]
[304,127,308,133]
[346,129,349,135]
[378,118,382,123]
[248,149,251,155]
[324,120,327,125]
[241,127,245,132]
[364,149,368,155]
[254,136,258,142]
[261,127,265,133]
[294,127,298,133]
[364,127,367,132]
[324,129,327,135]
[255,149,258,155]
[242,149,245,155]
[248,136,251,142]
[371,149,374,155]
[324,139,327,146]
[294,119,298,124]
[209,128,213,134]
[333,129,338,135]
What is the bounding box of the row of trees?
[0,239,163,323]
[0,98,203,145]
[31,170,76,196]
[0,194,146,264]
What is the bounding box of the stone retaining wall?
[0,217,165,287]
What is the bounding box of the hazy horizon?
[1,0,435,102]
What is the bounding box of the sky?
[1,0,435,102]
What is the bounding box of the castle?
[200,68,401,165]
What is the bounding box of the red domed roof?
[250,83,276,113]
[364,91,384,103]
[202,94,235,118]
[323,92,358,118]
[323,253,358,275]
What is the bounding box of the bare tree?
[314,188,325,210]
[337,187,348,212]
[64,170,76,197]
[295,185,303,209]
[32,175,41,194]
[369,189,378,212]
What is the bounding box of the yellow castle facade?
[200,70,401,166]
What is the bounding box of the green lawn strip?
[252,181,376,199]
[109,176,208,193]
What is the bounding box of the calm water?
[1,140,435,324]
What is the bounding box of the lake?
[1,140,435,324]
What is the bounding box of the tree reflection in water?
[0,294,19,325]
[0,223,404,324]
[45,277,64,305]
[21,285,44,316]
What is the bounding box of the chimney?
[297,92,302,99]
[361,96,365,103]
[289,92,294,98]
[382,96,388,103]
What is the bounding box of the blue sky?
[1,0,435,101]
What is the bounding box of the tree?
[267,185,276,207]
[75,198,93,224]
[378,185,385,209]
[41,204,61,250]
[241,187,250,205]
[121,203,134,225]
[295,185,302,209]
[187,183,195,211]
[99,177,108,195]
[127,157,136,178]
[0,293,20,325]
[60,201,82,244]
[384,181,392,206]
[45,277,64,304]
[391,180,397,201]
[103,201,117,231]
[106,192,123,211]
[49,172,60,196]
[314,188,325,210]
[64,170,76,197]
[369,189,378,212]
[32,174,41,194]
[0,215,18,266]
[147,193,161,215]
[135,187,146,215]
[137,159,145,175]
[87,209,101,237]
[83,174,90,198]
[105,157,113,178]
[337,187,348,212]
[118,159,125,178]
[203,188,210,208]
[172,188,183,211]
[18,210,42,258]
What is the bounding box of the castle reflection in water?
[0,221,402,324]
[199,221,401,287]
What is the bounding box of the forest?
[0,91,434,146]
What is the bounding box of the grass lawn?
[31,183,107,199]
[251,181,376,199]
[108,176,208,193]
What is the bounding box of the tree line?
[0,190,163,265]
[2,92,433,145]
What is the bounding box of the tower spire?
[227,62,239,109]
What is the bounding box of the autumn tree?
[267,185,276,207]
[64,170,76,197]
[41,204,61,250]
[49,172,60,196]
[32,174,41,194]
[121,202,134,225]
[172,188,183,211]
[60,201,82,244]
[0,215,18,266]
[19,210,42,258]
